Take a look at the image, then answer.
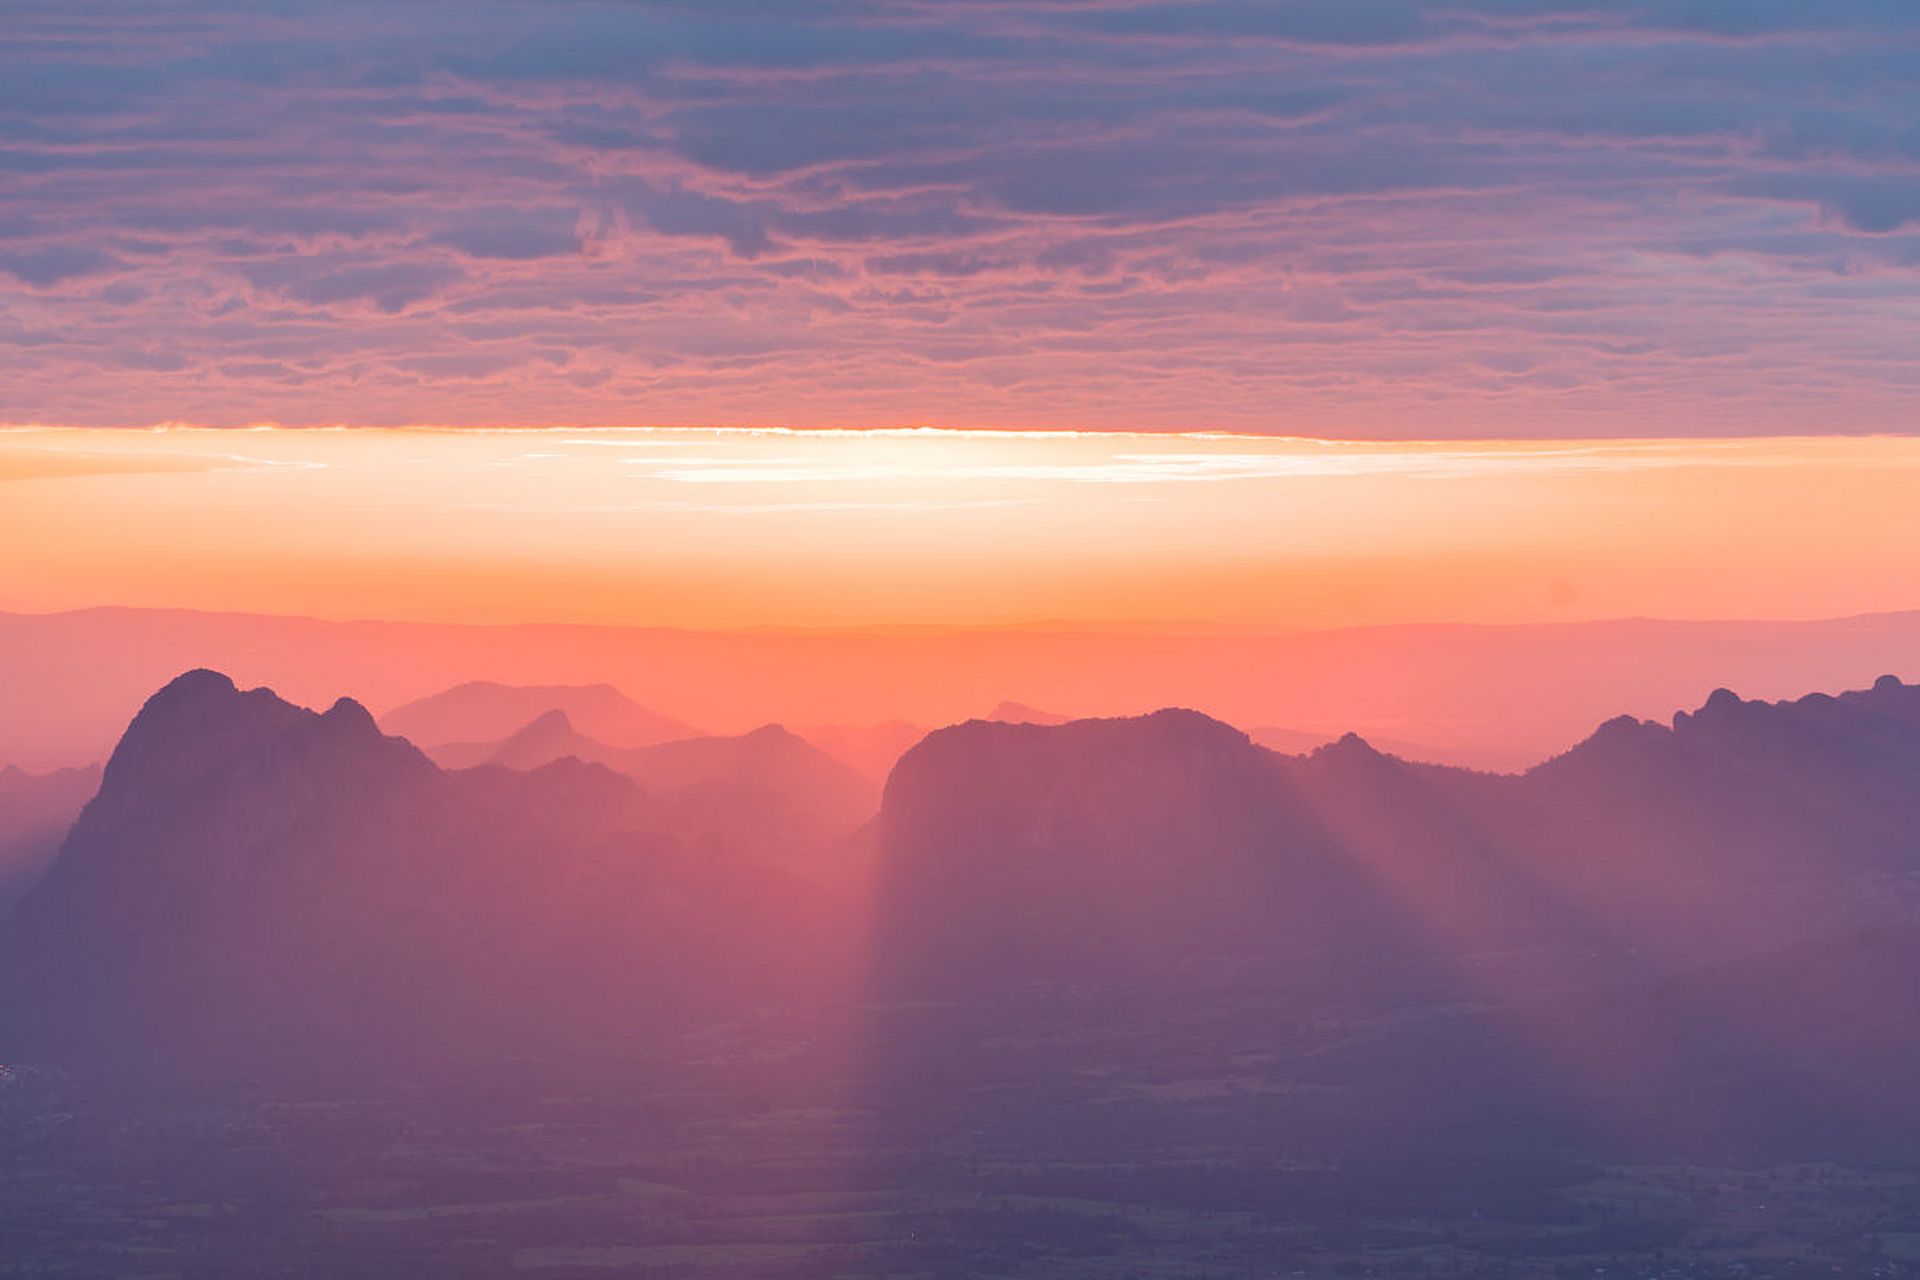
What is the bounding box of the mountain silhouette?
[866,681,1920,1160]
[875,710,1551,999]
[623,724,873,823]
[9,605,1920,772]
[1249,722,1446,762]
[424,711,876,848]
[0,671,840,1084]
[15,669,1920,1161]
[985,699,1071,724]
[790,720,927,789]
[382,679,694,752]
[877,680,1920,995]
[427,705,610,770]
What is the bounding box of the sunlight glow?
[4,427,1919,630]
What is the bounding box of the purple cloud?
[0,1,1916,434]
[432,206,583,260]
[0,245,121,287]
[242,260,468,314]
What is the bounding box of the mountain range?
[0,672,852,1085]
[382,679,696,750]
[420,707,876,850]
[880,678,1920,992]
[868,680,1920,1159]
[9,605,1920,771]
[8,668,1920,1161]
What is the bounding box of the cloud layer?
[4,1,1919,435]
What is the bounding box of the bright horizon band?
[3,427,1919,631]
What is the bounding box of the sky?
[6,427,1920,630]
[5,2,1920,436]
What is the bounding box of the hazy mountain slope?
[874,711,1492,998]
[15,666,1920,1162]
[0,672,839,1084]
[1491,676,1920,958]
[610,725,879,854]
[792,720,926,788]
[1250,723,1446,762]
[867,680,1920,1161]
[875,677,1920,996]
[422,711,878,847]
[424,707,617,770]
[0,763,100,913]
[383,679,694,752]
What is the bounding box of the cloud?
[241,260,468,313]
[609,178,773,257]
[1729,174,1920,234]
[1073,1,1431,46]
[431,206,583,260]
[0,245,121,287]
[0,1,1917,434]
[0,441,306,482]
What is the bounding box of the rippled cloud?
[3,1,1919,435]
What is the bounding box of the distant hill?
[868,681,1920,1159]
[0,763,100,912]
[426,706,612,770]
[791,720,927,787]
[620,723,874,832]
[424,710,877,847]
[8,604,1920,772]
[877,680,1920,993]
[986,700,1072,725]
[17,669,1920,1162]
[875,710,1528,997]
[0,672,844,1084]
[382,680,694,752]
[1248,723,1449,763]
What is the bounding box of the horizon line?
[8,601,1920,641]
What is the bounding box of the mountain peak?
[107,669,301,782]
[480,707,602,771]
[156,667,239,703]
[323,696,378,734]
[1703,686,1743,713]
[1136,706,1252,747]
[520,707,575,735]
[383,680,693,751]
[887,706,1259,821]
[128,668,252,732]
[1669,685,1750,732]
[98,673,428,810]
[1593,712,1656,741]
[1313,730,1382,761]
[987,700,1071,725]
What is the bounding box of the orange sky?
[5,427,1920,632]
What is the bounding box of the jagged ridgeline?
[0,671,859,1085]
[7,669,1920,1160]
